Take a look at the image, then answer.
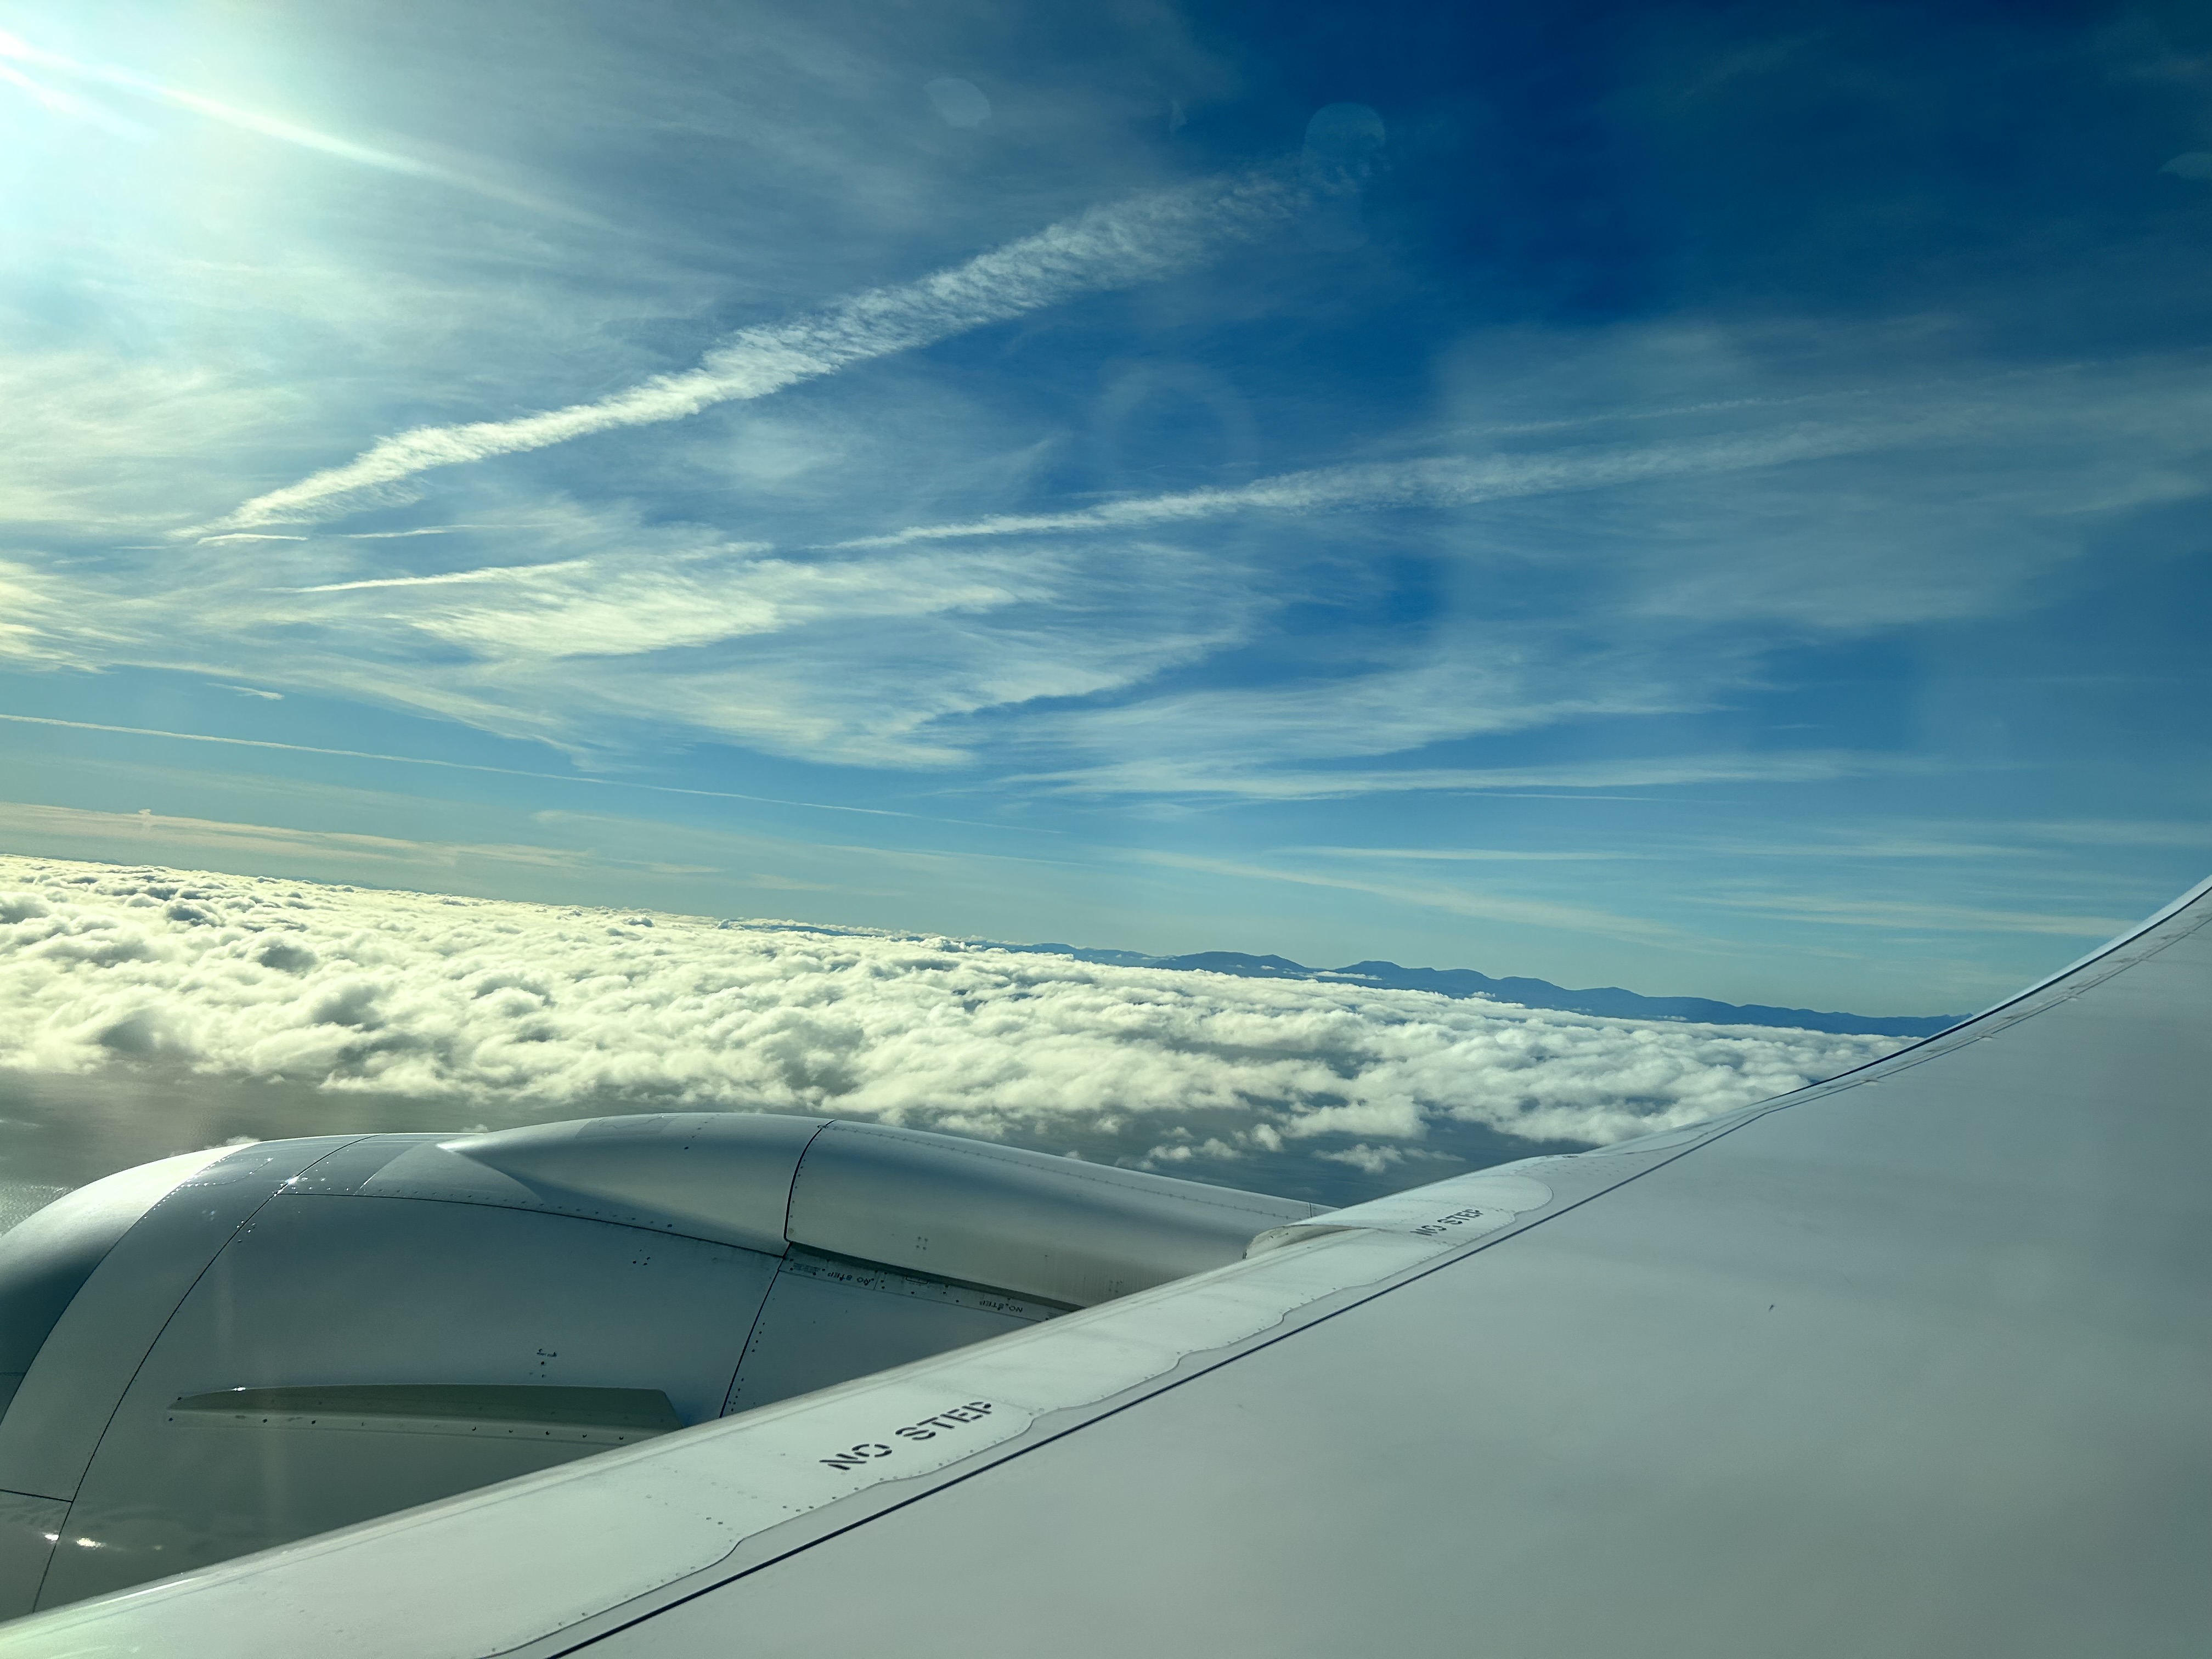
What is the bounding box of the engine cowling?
[0,1114,1324,1613]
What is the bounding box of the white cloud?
[0,356,313,535]
[0,744,992,833]
[1124,848,1694,944]
[9,319,2211,801]
[1035,749,1910,802]
[1705,890,2129,938]
[1313,1143,1452,1176]
[0,855,1900,1190]
[208,170,1303,530]
[1294,847,1634,862]
[0,803,606,878]
[3,488,1259,768]
[1023,652,1704,774]
[295,527,1251,768]
[837,423,1879,549]
[308,545,1030,662]
[844,349,2212,636]
[2016,820,2212,850]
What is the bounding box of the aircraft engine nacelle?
[0,1114,1324,1615]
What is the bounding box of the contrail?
[834,425,1886,547]
[204,170,1304,531]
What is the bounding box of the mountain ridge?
[997,944,1959,1039]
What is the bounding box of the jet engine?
[0,1114,1324,1613]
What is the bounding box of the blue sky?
[2,0,2209,1013]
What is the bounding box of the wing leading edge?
[6,875,2209,1658]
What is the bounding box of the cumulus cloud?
[208,170,1303,531]
[0,856,1902,1199]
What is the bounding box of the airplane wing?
[3,873,2207,1657]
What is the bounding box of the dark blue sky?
[0,0,2207,1010]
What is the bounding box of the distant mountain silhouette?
[1005,945,1958,1039]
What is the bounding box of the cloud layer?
[212,170,1300,530]
[0,856,1902,1201]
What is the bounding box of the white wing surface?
[6,876,2208,1657]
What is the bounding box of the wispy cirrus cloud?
[1294,846,1637,862]
[834,424,1884,549]
[0,715,1026,831]
[1707,890,2130,938]
[1124,848,1694,944]
[283,559,598,595]
[836,353,2212,593]
[1030,750,1914,801]
[0,802,600,878]
[205,171,1305,531]
[2015,820,2212,850]
[4,479,1261,771]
